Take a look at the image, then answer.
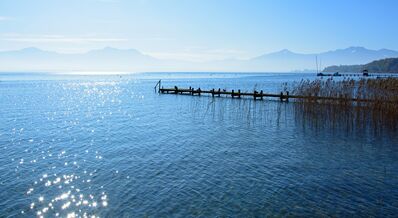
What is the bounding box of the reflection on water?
[24,152,108,218]
[0,73,398,217]
[3,80,119,217]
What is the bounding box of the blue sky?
[1,0,397,61]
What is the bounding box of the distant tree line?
[323,58,398,73]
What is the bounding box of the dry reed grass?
[291,77,398,132]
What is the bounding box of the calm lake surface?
[0,72,397,217]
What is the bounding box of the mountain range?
[1,46,397,72]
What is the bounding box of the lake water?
[0,72,397,217]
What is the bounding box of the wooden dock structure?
[157,85,380,103]
[160,87,279,100]
[154,79,398,103]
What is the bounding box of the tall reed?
[291,77,398,131]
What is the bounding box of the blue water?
[0,72,398,217]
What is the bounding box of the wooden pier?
[159,87,281,100]
[154,79,398,103]
[157,85,379,103]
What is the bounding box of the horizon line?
[0,45,395,62]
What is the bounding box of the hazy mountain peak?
[345,46,368,53]
[270,49,297,55]
[252,49,299,61]
[0,47,57,56]
[346,46,366,50]
[278,49,293,53]
[327,46,366,53]
[377,48,398,53]
[20,47,52,53]
[21,47,41,51]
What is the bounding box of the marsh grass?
[291,77,398,132]
[188,95,287,127]
[185,77,398,133]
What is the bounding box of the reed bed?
[291,77,398,132]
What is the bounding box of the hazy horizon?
[2,0,398,62]
[1,45,397,73]
[1,45,397,60]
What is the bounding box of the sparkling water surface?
[0,72,397,217]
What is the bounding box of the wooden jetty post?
[279,91,290,102]
[154,80,161,93]
[253,90,265,101]
[286,91,289,102]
